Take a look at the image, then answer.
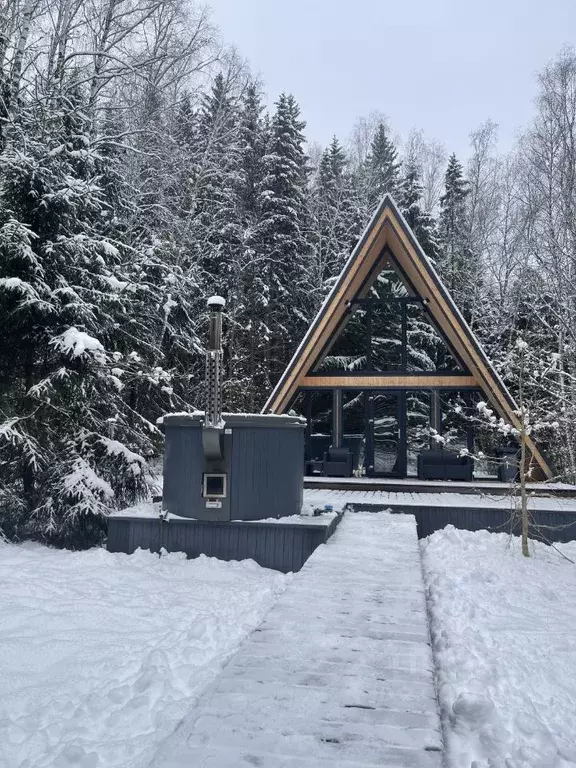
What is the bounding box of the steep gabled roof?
[262,193,552,480]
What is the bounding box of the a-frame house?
[263,194,552,481]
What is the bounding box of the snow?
[51,327,105,359]
[206,295,225,307]
[157,411,306,424]
[421,526,576,768]
[63,456,114,500]
[110,502,340,526]
[305,475,576,493]
[111,493,346,522]
[0,276,38,298]
[110,501,160,518]
[99,437,145,472]
[0,541,288,768]
[102,275,128,291]
[243,510,338,526]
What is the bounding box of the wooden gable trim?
[301,375,478,389]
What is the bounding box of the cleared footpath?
[153,512,443,768]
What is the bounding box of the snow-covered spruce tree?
[0,93,165,546]
[226,83,271,411]
[437,153,474,316]
[175,72,248,411]
[400,156,439,262]
[252,93,314,391]
[310,137,363,307]
[192,73,244,296]
[360,122,402,214]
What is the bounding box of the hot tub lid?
[159,411,306,429]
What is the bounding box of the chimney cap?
[207,295,226,309]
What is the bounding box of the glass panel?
[369,267,409,299]
[370,300,403,371]
[288,391,306,417]
[474,428,502,479]
[440,391,471,456]
[406,302,463,372]
[406,391,432,477]
[309,390,332,460]
[469,391,515,478]
[342,390,366,475]
[318,304,368,372]
[372,393,399,475]
[313,260,467,375]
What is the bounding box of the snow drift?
[0,542,288,768]
[422,526,576,768]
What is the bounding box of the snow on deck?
[153,512,443,768]
[305,475,576,493]
[303,487,576,513]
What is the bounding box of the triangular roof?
[262,193,552,480]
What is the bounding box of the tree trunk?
[518,350,530,557]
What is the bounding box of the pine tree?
[361,122,401,213]
[438,153,475,317]
[0,94,159,545]
[253,93,313,390]
[400,157,439,261]
[311,137,363,304]
[193,73,244,296]
[227,83,270,411]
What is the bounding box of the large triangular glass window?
[312,255,468,374]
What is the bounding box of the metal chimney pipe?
[205,295,225,429]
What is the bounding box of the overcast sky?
[207,0,576,158]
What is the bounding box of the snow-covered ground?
[422,526,576,768]
[0,542,288,768]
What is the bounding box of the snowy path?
[0,543,288,768]
[153,512,443,768]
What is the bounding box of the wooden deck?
[303,488,576,542]
[304,475,576,498]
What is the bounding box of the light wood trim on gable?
[301,375,478,389]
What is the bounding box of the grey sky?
[207,0,576,158]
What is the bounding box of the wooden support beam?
[300,375,478,389]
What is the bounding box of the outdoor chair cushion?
[417,450,473,481]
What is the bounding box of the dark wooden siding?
[230,427,303,521]
[346,502,576,543]
[162,424,207,518]
[107,515,340,573]
[162,420,303,521]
